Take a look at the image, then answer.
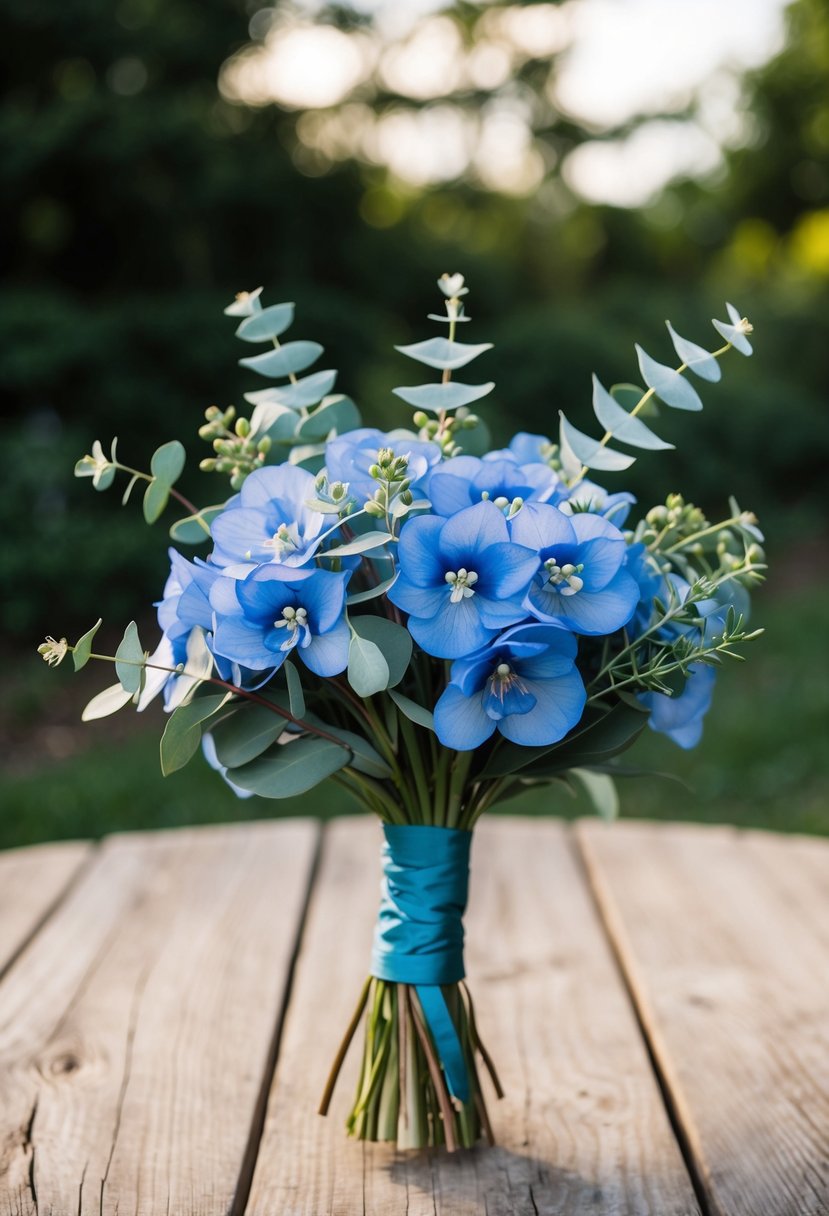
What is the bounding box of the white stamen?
[444,568,479,604]
[544,559,584,596]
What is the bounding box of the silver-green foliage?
[558,304,754,478]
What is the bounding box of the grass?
[3,579,827,850]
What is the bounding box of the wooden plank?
[577,819,829,1216]
[0,840,91,976]
[247,816,699,1215]
[0,818,318,1216]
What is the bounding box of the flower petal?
[498,669,586,746]
[396,515,447,587]
[509,501,576,552]
[409,595,493,659]
[301,618,350,677]
[213,615,284,671]
[434,684,496,750]
[439,501,508,565]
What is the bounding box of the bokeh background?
[3,0,828,847]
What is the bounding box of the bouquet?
[40,273,765,1151]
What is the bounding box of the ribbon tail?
[415,984,469,1104]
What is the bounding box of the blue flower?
[325,427,441,504]
[211,565,350,676]
[139,550,225,711]
[389,501,540,659]
[426,454,564,516]
[640,663,716,749]
[510,503,638,636]
[434,623,586,750]
[211,464,325,569]
[626,542,666,638]
[562,480,636,526]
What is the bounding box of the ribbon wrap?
[370,823,471,1102]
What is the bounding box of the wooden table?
[0,816,826,1216]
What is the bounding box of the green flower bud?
[399,489,413,506]
[369,463,383,480]
[364,500,386,518]
[235,417,251,438]
[412,411,429,428]
[205,406,221,421]
[199,458,217,472]
[258,436,272,454]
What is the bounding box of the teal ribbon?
[370,823,471,1103]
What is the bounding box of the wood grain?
[577,819,829,1216]
[247,816,699,1215]
[0,819,318,1216]
[0,839,91,977]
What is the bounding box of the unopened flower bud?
[364,500,385,518]
[205,406,221,421]
[369,463,383,480]
[199,458,217,472]
[412,411,429,428]
[223,406,236,425]
[235,417,250,438]
[257,436,272,454]
[399,490,413,505]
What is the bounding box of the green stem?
[397,715,432,824]
[113,462,202,518]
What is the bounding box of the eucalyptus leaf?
[230,736,350,798]
[93,465,116,492]
[388,688,435,732]
[559,413,635,472]
[571,768,619,820]
[81,682,134,722]
[115,621,143,694]
[324,532,394,558]
[712,303,753,356]
[591,375,673,451]
[239,341,323,379]
[297,394,361,441]
[224,287,262,317]
[347,573,399,605]
[160,693,230,776]
[72,618,102,672]
[244,369,338,411]
[324,727,392,779]
[284,660,306,719]
[211,700,290,768]
[666,322,722,382]
[636,346,703,411]
[392,381,495,411]
[347,631,390,697]
[394,337,493,371]
[169,506,223,544]
[351,616,412,687]
[235,302,295,343]
[142,477,170,524]
[150,440,186,487]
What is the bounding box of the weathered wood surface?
[0,840,90,978]
[0,816,825,1216]
[0,820,317,1216]
[577,820,829,1216]
[248,817,699,1215]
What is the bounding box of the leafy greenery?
[4,579,827,848]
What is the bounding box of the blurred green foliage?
[2,0,828,840]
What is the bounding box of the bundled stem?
[321,977,497,1150]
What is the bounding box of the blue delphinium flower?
[434,623,586,750]
[139,549,226,711]
[640,663,716,749]
[388,501,540,659]
[625,542,666,638]
[509,502,638,635]
[325,427,441,503]
[211,565,350,675]
[426,454,564,516]
[211,464,325,568]
[562,480,636,526]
